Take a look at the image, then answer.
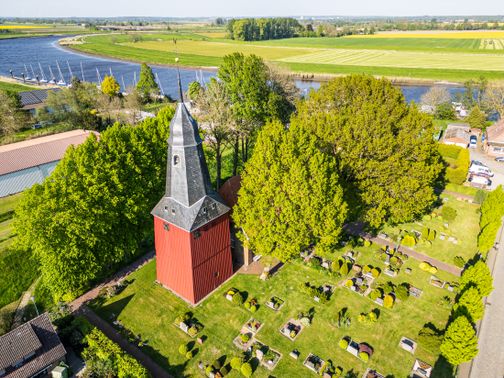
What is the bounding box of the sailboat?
[29,64,38,83]
[121,75,126,92]
[24,64,32,81]
[133,71,137,86]
[48,66,56,84]
[95,68,103,89]
[55,61,66,86]
[109,67,114,77]
[67,61,74,80]
[80,62,85,82]
[155,72,165,97]
[38,62,48,83]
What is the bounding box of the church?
[151,81,234,305]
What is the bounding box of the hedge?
[438,144,470,185]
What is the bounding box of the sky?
[2,0,503,18]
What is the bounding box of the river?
[0,36,466,102]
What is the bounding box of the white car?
[468,175,491,187]
[469,163,494,177]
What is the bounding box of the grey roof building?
[151,97,229,232]
[0,130,97,197]
[0,313,66,378]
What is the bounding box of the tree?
[483,84,504,118]
[218,53,296,174]
[136,63,159,101]
[187,81,202,102]
[0,90,29,136]
[440,315,478,365]
[196,78,234,188]
[233,120,347,261]
[478,186,504,252]
[435,102,456,120]
[420,87,451,110]
[122,87,143,124]
[101,75,121,97]
[38,78,101,130]
[454,286,484,322]
[460,260,493,297]
[466,106,486,129]
[296,75,443,228]
[14,107,174,301]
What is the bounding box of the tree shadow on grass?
[141,344,189,377]
[98,294,135,320]
[431,355,456,378]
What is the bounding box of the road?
[461,145,504,378]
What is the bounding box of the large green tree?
[478,186,504,252]
[454,286,484,322]
[440,315,478,366]
[295,75,443,228]
[136,63,159,101]
[233,120,347,261]
[0,90,29,136]
[460,260,493,297]
[196,78,234,189]
[14,107,174,301]
[218,53,297,174]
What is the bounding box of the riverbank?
[64,33,504,84]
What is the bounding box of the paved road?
[466,223,504,378]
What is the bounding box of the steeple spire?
[176,60,184,103]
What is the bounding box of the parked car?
[469,163,494,177]
[495,157,504,163]
[468,174,491,187]
[471,160,487,167]
[469,135,478,148]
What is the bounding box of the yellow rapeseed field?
[348,31,504,39]
[0,25,47,30]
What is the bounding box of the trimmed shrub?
[427,229,436,241]
[187,326,198,337]
[369,289,382,301]
[419,262,431,271]
[454,256,466,268]
[371,268,380,278]
[442,206,457,222]
[230,357,243,370]
[429,266,438,274]
[185,350,193,359]
[422,227,430,240]
[240,333,250,343]
[383,294,394,309]
[232,292,244,305]
[240,362,253,377]
[363,265,371,274]
[359,351,369,362]
[331,260,342,272]
[339,263,349,276]
[213,359,222,370]
[339,338,349,349]
[179,343,189,355]
[250,305,257,313]
[345,279,353,288]
[205,365,214,376]
[395,284,410,301]
[402,234,416,247]
[363,240,372,247]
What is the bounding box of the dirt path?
[13,278,40,327]
[345,222,462,276]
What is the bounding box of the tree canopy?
[460,260,493,297]
[454,286,484,322]
[466,106,486,129]
[233,120,347,261]
[227,18,302,41]
[136,63,159,101]
[478,186,504,253]
[0,90,29,136]
[14,107,174,301]
[295,75,443,228]
[440,315,478,366]
[101,75,121,97]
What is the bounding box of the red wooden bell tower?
[151,79,233,305]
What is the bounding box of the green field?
[91,250,457,378]
[69,33,504,81]
[0,79,36,92]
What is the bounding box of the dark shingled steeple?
[151,79,230,232]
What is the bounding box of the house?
[0,130,97,197]
[442,123,471,148]
[18,89,60,115]
[484,119,504,156]
[151,79,233,305]
[0,313,66,378]
[410,359,432,378]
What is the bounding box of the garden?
[89,243,458,378]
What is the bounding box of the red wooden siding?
[153,214,233,304]
[154,216,195,303]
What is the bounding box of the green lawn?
[381,193,480,265]
[0,80,36,93]
[69,34,504,82]
[91,250,457,378]
[0,123,76,146]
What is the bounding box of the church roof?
[151,95,229,232]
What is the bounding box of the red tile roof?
[218,176,241,210]
[0,130,98,176]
